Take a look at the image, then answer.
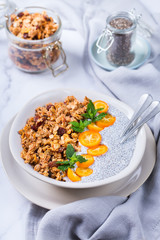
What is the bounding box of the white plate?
[0,118,156,209]
[9,89,146,189]
[90,36,151,70]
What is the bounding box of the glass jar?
[96,10,138,66]
[5,6,68,77]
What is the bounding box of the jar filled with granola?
[5,6,68,76]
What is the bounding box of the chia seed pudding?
[65,105,136,183]
[107,15,136,66]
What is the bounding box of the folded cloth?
[36,196,129,240]
[25,0,160,239]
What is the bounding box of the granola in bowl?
[18,96,89,181]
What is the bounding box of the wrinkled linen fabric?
[25,0,160,239]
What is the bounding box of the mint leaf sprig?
[82,100,107,122]
[69,100,108,132]
[57,144,87,171]
[69,120,91,133]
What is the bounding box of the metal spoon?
[121,101,160,143]
[120,94,153,137]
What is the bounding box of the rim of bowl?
[9,88,146,189]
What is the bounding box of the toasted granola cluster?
[18,96,89,181]
[8,10,60,72]
[9,45,60,72]
[9,10,58,40]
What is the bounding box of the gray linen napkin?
[26,0,160,239]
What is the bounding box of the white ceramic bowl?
[9,89,146,189]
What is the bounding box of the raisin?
[48,161,59,167]
[31,121,43,131]
[46,104,53,111]
[44,16,51,21]
[17,12,24,18]
[34,115,39,122]
[17,57,24,63]
[48,170,52,177]
[36,121,43,128]
[57,127,66,136]
[31,125,38,131]
[23,33,28,39]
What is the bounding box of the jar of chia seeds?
[96,10,142,66]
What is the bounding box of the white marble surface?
[0,0,160,239]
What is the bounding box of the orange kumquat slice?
[96,114,116,128]
[87,122,104,132]
[77,154,94,168]
[76,167,93,177]
[87,144,108,156]
[94,100,109,113]
[79,130,101,147]
[67,168,81,182]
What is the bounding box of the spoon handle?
[121,94,153,137]
[121,101,160,143]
